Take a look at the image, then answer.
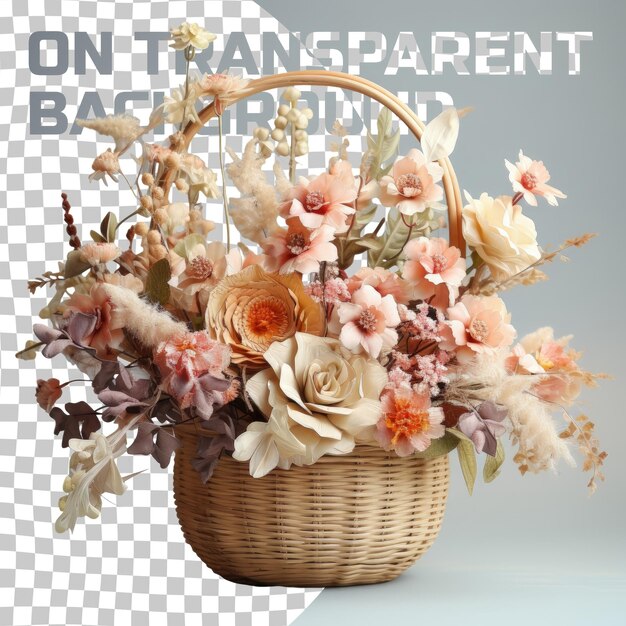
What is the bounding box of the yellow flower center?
[536,354,554,371]
[242,296,290,343]
[386,397,430,444]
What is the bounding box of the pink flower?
[347,266,411,305]
[63,285,124,359]
[402,237,466,305]
[441,295,516,362]
[281,172,356,233]
[154,331,234,418]
[379,149,443,216]
[197,73,250,114]
[334,285,400,358]
[505,150,566,206]
[506,327,581,405]
[375,388,445,456]
[262,218,338,274]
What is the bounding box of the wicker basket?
[169,71,464,587]
[174,423,450,587]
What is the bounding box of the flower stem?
[217,113,231,250]
[179,46,195,132]
[289,106,297,184]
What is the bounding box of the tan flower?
[233,333,387,477]
[89,149,120,185]
[79,242,120,266]
[206,265,324,369]
[462,192,541,281]
[169,22,216,51]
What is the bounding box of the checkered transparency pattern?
[0,1,396,624]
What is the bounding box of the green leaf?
[380,128,400,162]
[63,249,91,279]
[421,107,460,162]
[173,233,206,261]
[413,430,460,460]
[456,438,477,495]
[377,107,392,138]
[483,441,505,483]
[144,258,171,306]
[100,212,118,243]
[90,230,107,243]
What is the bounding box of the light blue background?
[253,0,626,623]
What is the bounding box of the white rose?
[462,193,541,281]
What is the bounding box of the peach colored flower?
[402,236,466,305]
[78,242,120,266]
[36,378,63,412]
[206,265,325,369]
[441,294,516,363]
[506,327,581,405]
[89,149,120,185]
[346,266,411,305]
[379,149,443,216]
[375,388,445,456]
[103,273,144,293]
[63,284,124,358]
[281,172,356,233]
[154,330,232,414]
[262,219,338,275]
[505,150,566,206]
[333,285,400,358]
[197,73,250,114]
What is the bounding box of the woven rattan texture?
[173,423,450,587]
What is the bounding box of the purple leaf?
[66,312,97,344]
[92,360,120,393]
[127,422,159,456]
[50,402,101,448]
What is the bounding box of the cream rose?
[462,193,541,281]
[232,333,387,477]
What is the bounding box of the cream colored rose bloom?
[462,192,541,281]
[169,22,216,50]
[233,333,387,477]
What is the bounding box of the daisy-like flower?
[402,236,466,305]
[505,150,566,206]
[169,22,216,51]
[197,73,250,114]
[89,149,120,185]
[78,242,120,266]
[379,149,444,216]
[262,218,338,274]
[281,172,357,233]
[375,388,445,456]
[441,294,516,363]
[334,284,400,358]
[161,83,201,126]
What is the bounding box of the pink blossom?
[379,149,444,216]
[375,388,445,456]
[347,266,411,305]
[333,285,400,358]
[441,295,516,363]
[306,277,351,305]
[281,172,356,233]
[154,331,234,417]
[505,150,566,206]
[402,237,466,306]
[262,218,338,274]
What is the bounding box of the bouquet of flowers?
[19,23,607,538]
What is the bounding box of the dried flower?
[197,73,250,113]
[442,295,516,363]
[462,192,541,281]
[169,22,216,51]
[89,149,120,185]
[78,242,120,266]
[375,388,445,456]
[234,333,387,477]
[36,378,63,412]
[76,114,144,152]
[206,265,324,369]
[505,150,566,206]
[332,285,400,358]
[379,149,444,216]
[262,219,338,275]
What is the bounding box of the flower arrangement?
[18,23,608,537]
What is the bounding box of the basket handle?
[162,70,465,253]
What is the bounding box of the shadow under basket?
[173,422,450,587]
